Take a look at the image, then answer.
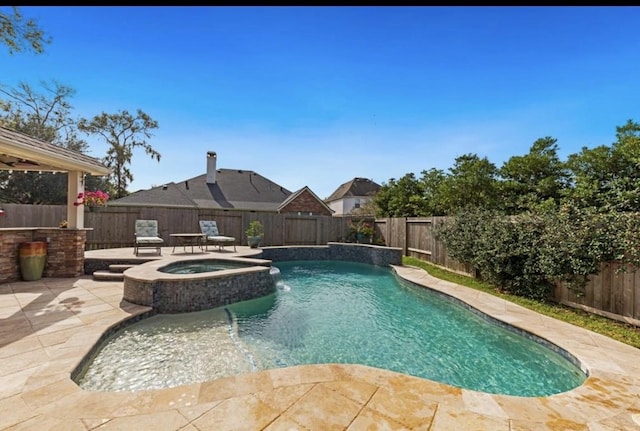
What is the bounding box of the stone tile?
[494,395,563,424]
[92,410,189,430]
[462,390,508,418]
[126,384,202,414]
[51,287,94,299]
[588,412,640,431]
[347,407,412,430]
[430,405,511,431]
[294,363,337,384]
[36,325,84,347]
[178,400,224,422]
[99,293,127,306]
[0,349,44,377]
[20,377,80,410]
[82,418,111,429]
[0,326,33,349]
[283,383,363,430]
[0,335,42,359]
[59,294,107,309]
[37,390,137,418]
[5,415,87,431]
[192,393,280,431]
[31,317,85,335]
[25,356,77,382]
[255,383,315,412]
[0,294,19,309]
[0,394,38,429]
[24,368,69,393]
[19,294,61,311]
[238,369,275,390]
[383,373,464,408]
[10,281,49,293]
[76,308,123,325]
[0,366,39,399]
[13,291,50,307]
[198,373,271,403]
[0,315,31,337]
[365,384,439,429]
[23,307,77,325]
[263,414,308,431]
[320,379,378,406]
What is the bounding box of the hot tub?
[123,256,275,313]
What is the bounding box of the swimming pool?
[75,260,587,396]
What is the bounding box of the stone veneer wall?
[0,228,88,283]
[258,242,403,266]
[124,266,275,313]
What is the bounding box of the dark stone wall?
[258,242,402,267]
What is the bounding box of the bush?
[434,206,640,301]
[437,209,551,300]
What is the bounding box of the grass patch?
[403,256,640,350]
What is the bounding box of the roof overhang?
[0,127,110,175]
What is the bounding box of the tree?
[439,153,500,213]
[374,173,429,217]
[0,80,76,141]
[499,137,570,214]
[0,80,108,204]
[0,6,51,55]
[348,197,378,217]
[78,110,160,199]
[418,168,447,216]
[566,119,640,212]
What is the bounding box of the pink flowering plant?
[73,190,110,207]
[348,220,375,241]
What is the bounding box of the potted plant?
[245,220,264,248]
[348,220,375,243]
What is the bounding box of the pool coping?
[1,246,640,430]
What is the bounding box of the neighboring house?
[326,177,381,216]
[112,151,333,215]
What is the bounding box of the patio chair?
[199,220,237,252]
[134,219,164,256]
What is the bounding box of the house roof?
[112,169,293,211]
[0,126,110,175]
[278,186,334,214]
[325,177,381,202]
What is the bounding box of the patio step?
[92,270,125,282]
[108,264,137,273]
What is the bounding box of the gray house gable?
[112,168,293,212]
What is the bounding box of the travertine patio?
[1,246,639,430]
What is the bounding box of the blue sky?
[3,6,640,199]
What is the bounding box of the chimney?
[206,151,217,184]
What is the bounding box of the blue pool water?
[159,260,249,274]
[76,260,586,395]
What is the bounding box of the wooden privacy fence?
[374,216,640,325]
[0,204,352,249]
[374,217,474,275]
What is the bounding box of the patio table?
[170,233,205,254]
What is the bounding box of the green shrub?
[435,206,640,301]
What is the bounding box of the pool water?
[159,260,249,274]
[76,261,586,396]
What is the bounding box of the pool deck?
[1,246,640,430]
